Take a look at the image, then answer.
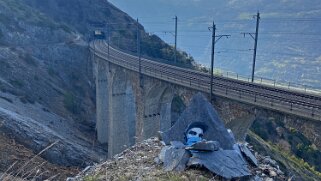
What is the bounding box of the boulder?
[159,146,170,163]
[161,93,235,149]
[170,141,186,149]
[185,140,220,151]
[239,143,258,166]
[163,147,191,171]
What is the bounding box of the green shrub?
[0,14,11,25]
[0,29,3,39]
[0,59,11,70]
[20,95,35,104]
[47,67,57,77]
[34,75,39,81]
[10,79,24,88]
[171,96,185,113]
[0,96,13,103]
[83,175,99,181]
[289,127,296,133]
[63,92,80,114]
[19,53,38,66]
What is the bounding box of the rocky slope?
[0,91,106,167]
[25,0,195,66]
[0,0,197,179]
[249,113,321,179]
[0,0,105,170]
[247,131,321,181]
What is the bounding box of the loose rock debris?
[71,137,286,181]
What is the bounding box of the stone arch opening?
[143,85,185,139]
[170,95,186,126]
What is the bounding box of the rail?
[90,40,321,121]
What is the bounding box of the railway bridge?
[90,40,321,158]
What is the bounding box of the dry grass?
[0,141,59,181]
[0,134,79,180]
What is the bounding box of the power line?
[174,16,178,63]
[264,17,321,22]
[102,14,321,76]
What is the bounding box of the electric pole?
[174,16,178,64]
[137,18,143,87]
[209,22,230,102]
[106,22,110,59]
[209,22,216,103]
[252,11,260,83]
[137,18,141,71]
[242,11,260,83]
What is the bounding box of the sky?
[108,0,321,79]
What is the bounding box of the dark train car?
[93,30,105,39]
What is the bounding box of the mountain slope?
[0,0,198,179]
[25,0,195,66]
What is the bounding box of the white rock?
[269,170,277,177]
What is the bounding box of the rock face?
[161,92,235,150]
[0,106,105,167]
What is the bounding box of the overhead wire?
[102,16,321,63]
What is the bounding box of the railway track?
[91,40,321,121]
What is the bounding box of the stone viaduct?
[93,50,202,158]
[90,40,321,158]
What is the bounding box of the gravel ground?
[73,137,287,181]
